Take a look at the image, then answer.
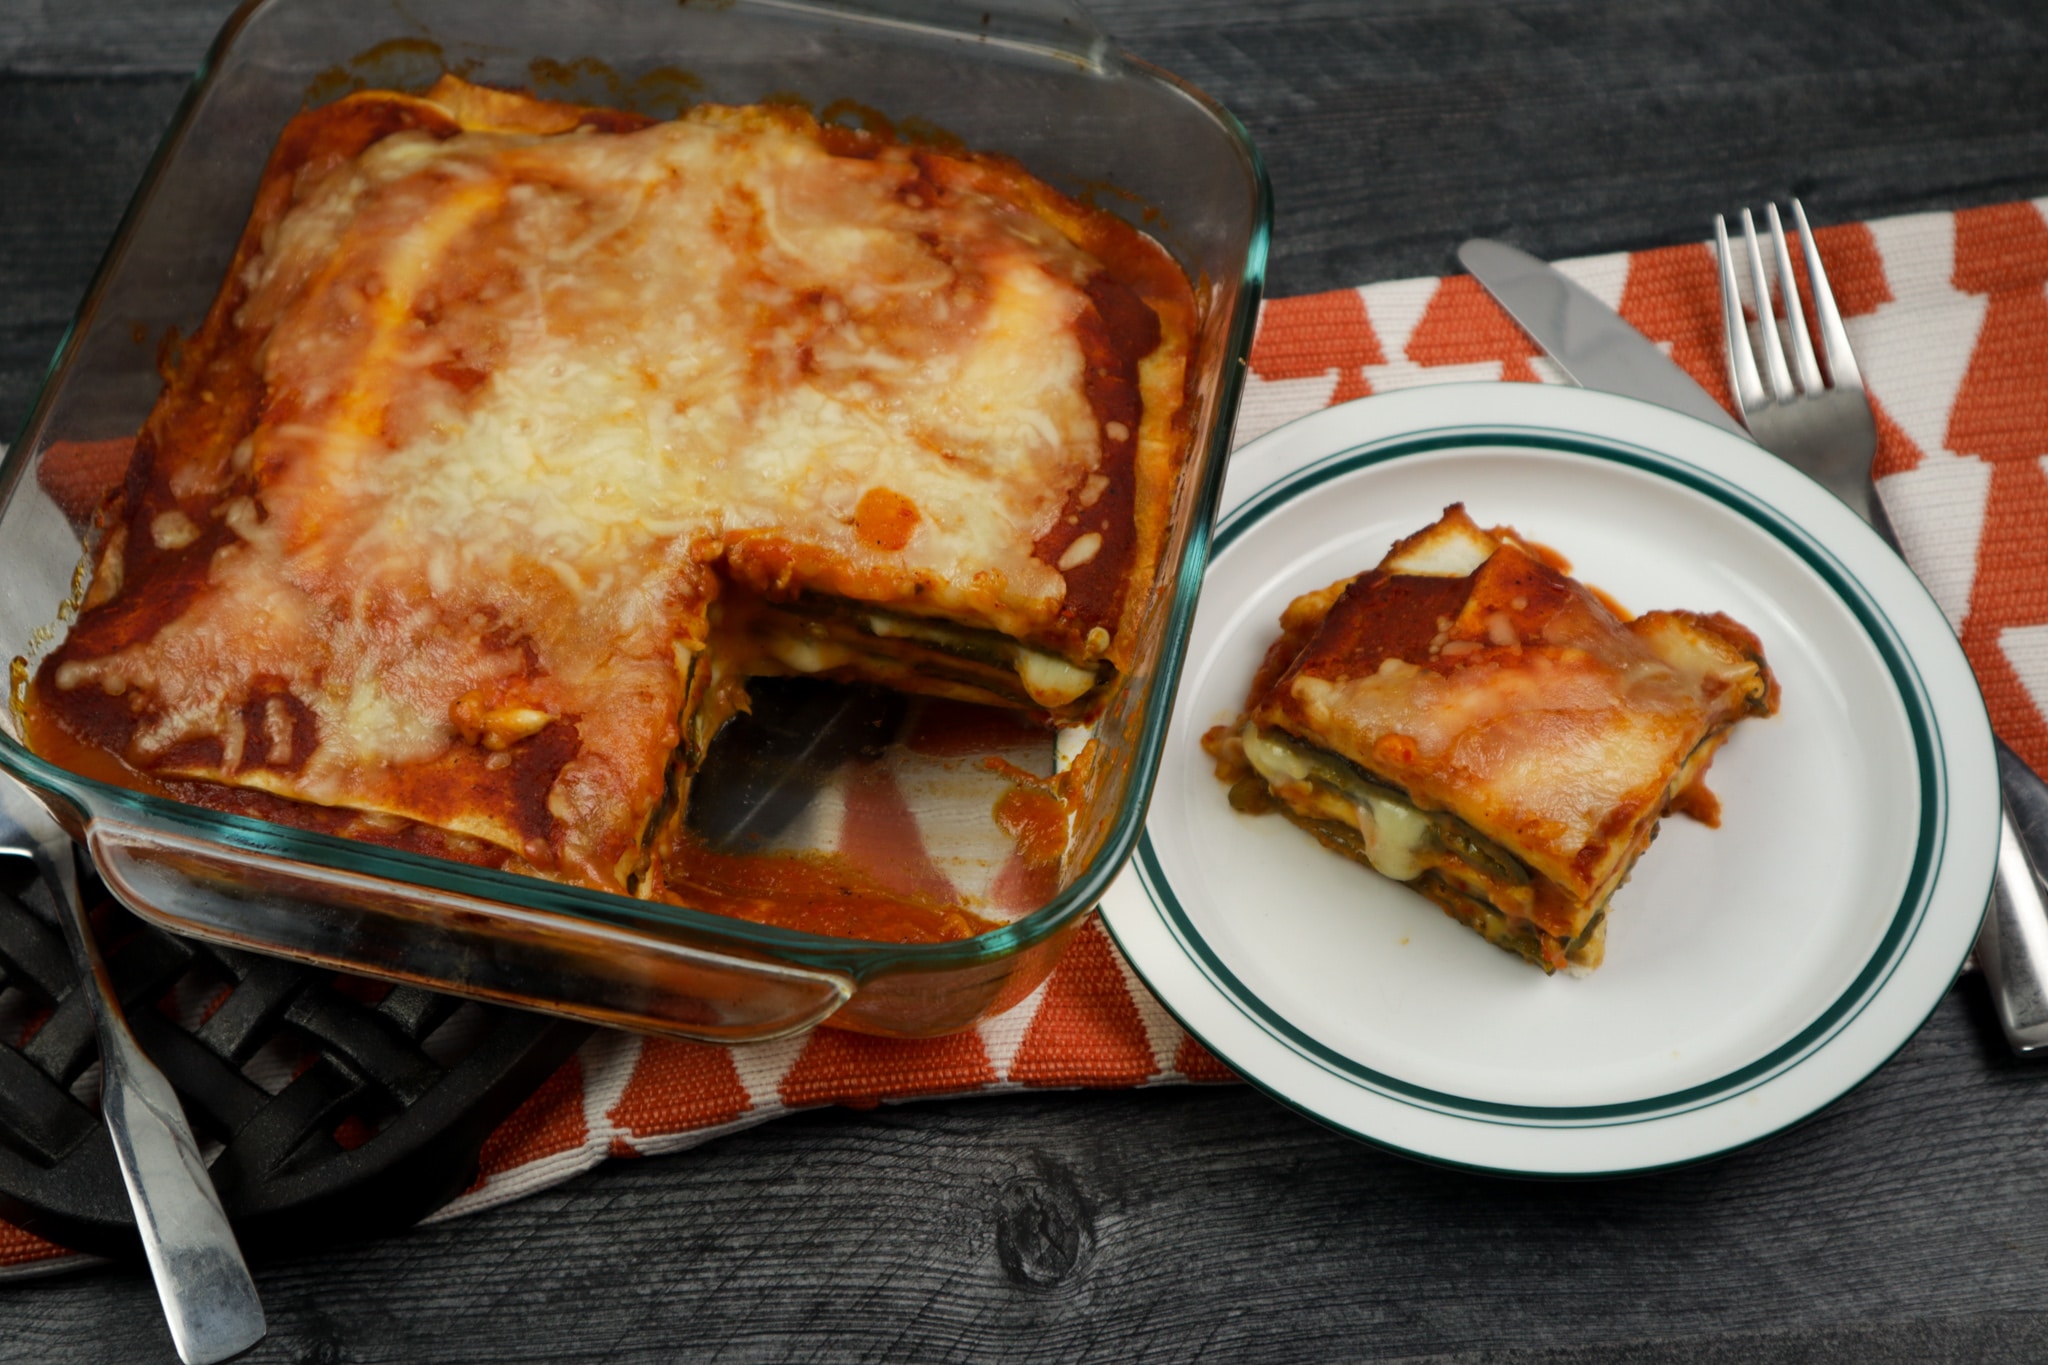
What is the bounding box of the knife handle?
[1975,742,2048,1053]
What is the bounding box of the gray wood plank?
[3,0,2047,1359]
[0,74,189,435]
[1090,0,2048,292]
[4,987,2048,1363]
[0,0,227,75]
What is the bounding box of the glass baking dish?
[0,0,1269,1041]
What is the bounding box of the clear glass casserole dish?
[0,0,1270,1041]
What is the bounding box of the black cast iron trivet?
[0,860,589,1259]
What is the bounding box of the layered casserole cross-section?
[1207,506,1779,972]
[29,77,1197,925]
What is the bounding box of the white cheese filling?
[1239,723,1434,882]
[865,612,1098,707]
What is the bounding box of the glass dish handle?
[86,820,855,1042]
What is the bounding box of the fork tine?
[1741,209,1795,402]
[1714,214,1769,416]
[1767,204,1824,394]
[1790,198,1864,392]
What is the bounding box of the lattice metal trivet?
[0,859,588,1258]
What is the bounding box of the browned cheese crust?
[31,77,1197,928]
[1208,504,1778,972]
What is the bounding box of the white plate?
[1101,383,1998,1176]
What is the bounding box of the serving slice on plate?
[1101,383,1998,1175]
[1203,504,1778,974]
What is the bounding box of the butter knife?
[1456,240,1751,439]
[1460,235,2048,1055]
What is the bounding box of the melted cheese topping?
[1287,652,1700,852]
[43,92,1188,892]
[1255,506,1774,919]
[250,110,1104,635]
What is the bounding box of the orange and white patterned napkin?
[7,196,2048,1278]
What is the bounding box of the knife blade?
[1456,238,1752,440]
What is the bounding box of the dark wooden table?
[7,1,2048,1360]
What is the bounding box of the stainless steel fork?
[1714,200,2048,1056]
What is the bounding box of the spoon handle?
[26,815,265,1364]
[94,1010,269,1363]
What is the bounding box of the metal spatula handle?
[1,780,264,1363]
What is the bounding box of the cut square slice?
[1206,504,1778,973]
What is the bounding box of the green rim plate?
[1099,383,1998,1176]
